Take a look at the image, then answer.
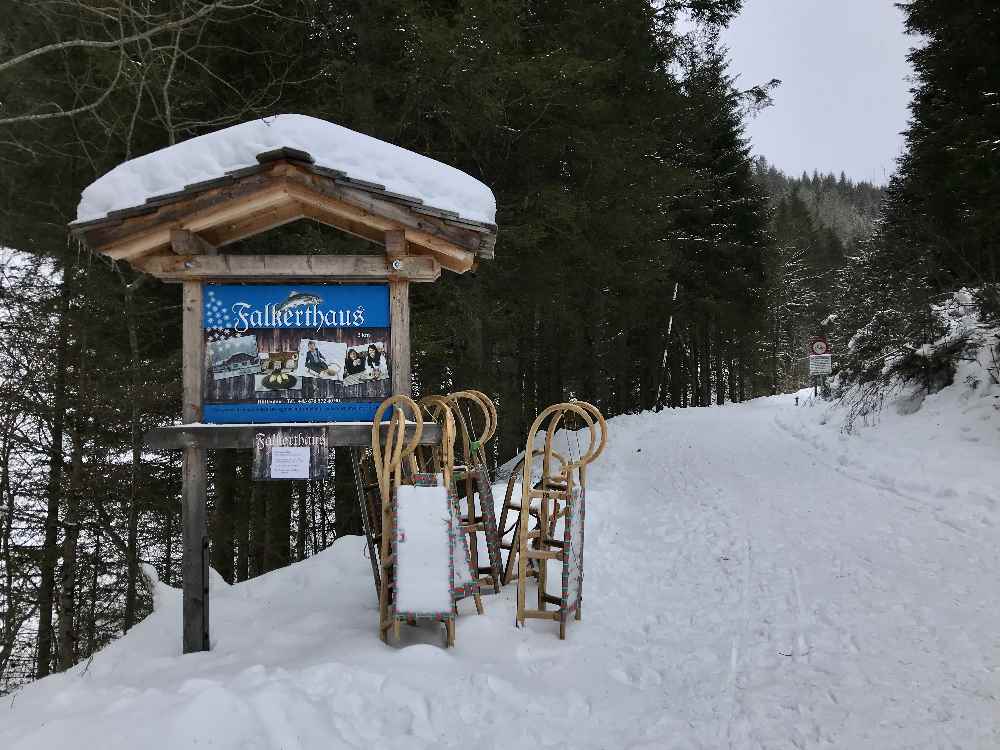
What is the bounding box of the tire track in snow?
[720,536,752,748]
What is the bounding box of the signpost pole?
[181,280,210,653]
[386,231,411,397]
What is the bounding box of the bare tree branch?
[0,1,260,76]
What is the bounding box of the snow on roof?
[75,114,496,226]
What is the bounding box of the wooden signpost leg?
[181,280,209,653]
[387,231,411,397]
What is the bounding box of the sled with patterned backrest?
[442,390,504,594]
[416,395,484,614]
[514,401,607,639]
[374,395,458,646]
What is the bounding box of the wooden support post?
[181,280,209,653]
[387,230,411,397]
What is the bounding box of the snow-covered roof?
[75,114,496,226]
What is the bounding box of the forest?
[0,0,995,693]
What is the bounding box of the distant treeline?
[751,158,884,391]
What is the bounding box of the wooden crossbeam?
[146,422,442,450]
[132,253,441,282]
[200,201,305,248]
[103,184,291,260]
[287,182,477,273]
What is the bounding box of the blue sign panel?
[202,283,391,423]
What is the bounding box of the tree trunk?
[714,326,725,406]
[0,421,18,680]
[319,480,328,550]
[164,502,173,586]
[57,424,85,671]
[123,278,144,631]
[36,266,73,679]
[86,530,100,656]
[688,331,700,407]
[264,482,293,571]
[236,463,250,582]
[309,481,319,556]
[333,448,360,537]
[296,483,307,560]
[250,482,266,577]
[701,325,712,407]
[211,450,237,584]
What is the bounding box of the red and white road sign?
[809,337,831,356]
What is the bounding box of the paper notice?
[270,446,311,479]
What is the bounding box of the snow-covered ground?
[4,387,999,749]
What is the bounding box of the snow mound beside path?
[75,114,496,225]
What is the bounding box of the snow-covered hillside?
[4,390,999,749]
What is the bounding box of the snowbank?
[75,114,496,225]
[4,398,998,749]
[784,290,1000,509]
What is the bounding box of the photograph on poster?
[207,334,262,381]
[344,341,389,386]
[295,338,347,381]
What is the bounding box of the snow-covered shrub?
[836,289,994,431]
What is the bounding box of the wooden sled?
[417,395,484,614]
[514,401,607,639]
[445,390,504,594]
[374,395,458,647]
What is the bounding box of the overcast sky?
[720,0,915,184]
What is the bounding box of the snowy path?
[4,396,998,749]
[599,400,999,748]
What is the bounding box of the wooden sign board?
[203,283,391,422]
[252,427,328,480]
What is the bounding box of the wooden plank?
[405,237,475,273]
[182,445,208,653]
[291,183,477,272]
[170,229,217,256]
[182,282,204,423]
[71,168,281,241]
[102,185,292,261]
[146,422,441,450]
[200,201,305,248]
[327,179,489,242]
[181,281,209,653]
[133,253,440,283]
[386,231,411,397]
[299,202,387,246]
[287,175,485,253]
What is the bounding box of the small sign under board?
[252,427,328,481]
[809,354,833,375]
